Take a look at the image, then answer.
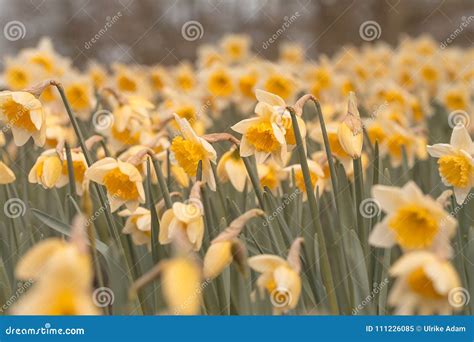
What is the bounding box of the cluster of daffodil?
[0,34,472,316]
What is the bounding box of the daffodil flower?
[388,251,461,315]
[337,92,363,159]
[0,91,45,146]
[232,89,300,166]
[12,216,98,315]
[28,149,63,189]
[427,123,474,204]
[368,181,457,258]
[85,157,145,212]
[0,161,16,184]
[161,257,202,315]
[216,146,248,192]
[284,159,325,200]
[170,114,217,190]
[56,150,89,196]
[203,209,263,279]
[159,182,205,251]
[248,238,303,313]
[119,207,152,248]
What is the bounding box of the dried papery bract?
[203,132,240,146]
[286,237,304,274]
[203,209,264,279]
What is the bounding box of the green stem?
[353,157,367,256]
[242,156,265,210]
[288,106,339,314]
[311,99,339,211]
[152,158,172,210]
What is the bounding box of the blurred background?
[0,0,473,67]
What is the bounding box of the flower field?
[0,34,473,316]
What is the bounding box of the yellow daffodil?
[159,183,205,251]
[174,62,197,93]
[427,123,474,204]
[257,161,285,191]
[220,34,251,63]
[2,57,40,90]
[279,42,304,65]
[118,145,158,184]
[205,64,234,98]
[11,216,98,315]
[170,114,217,190]
[337,92,363,159]
[368,181,457,258]
[63,75,96,120]
[388,251,461,315]
[119,207,152,248]
[311,122,352,171]
[284,159,325,199]
[0,161,16,184]
[232,89,301,166]
[19,37,71,77]
[86,61,108,89]
[262,71,296,102]
[197,45,224,69]
[248,238,303,313]
[28,149,63,189]
[85,157,145,212]
[57,150,89,196]
[439,84,470,112]
[161,256,202,315]
[0,91,45,146]
[216,146,247,192]
[203,209,263,279]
